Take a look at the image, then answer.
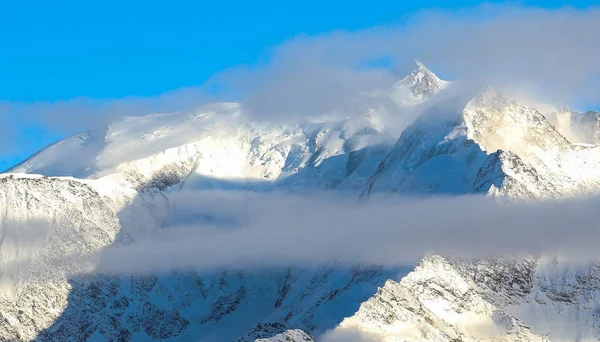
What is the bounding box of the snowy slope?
[327,255,600,342]
[0,175,120,341]
[9,105,395,197]
[330,255,546,342]
[363,86,600,199]
[2,61,600,342]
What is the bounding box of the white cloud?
[208,4,600,116]
[2,4,598,156]
[35,190,597,275]
[2,188,600,287]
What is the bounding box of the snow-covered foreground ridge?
[1,62,600,341]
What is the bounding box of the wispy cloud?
[210,4,600,116]
[1,4,598,158]
[1,86,211,135]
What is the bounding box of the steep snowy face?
[453,257,600,342]
[364,87,600,198]
[463,88,571,156]
[463,89,600,196]
[0,175,120,278]
[330,255,600,342]
[362,93,489,196]
[332,255,546,342]
[0,175,120,341]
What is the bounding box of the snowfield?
[1,61,600,341]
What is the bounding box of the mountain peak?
[403,59,436,79]
[398,60,448,99]
[412,59,429,71]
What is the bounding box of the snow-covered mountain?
[1,61,600,341]
[363,86,600,199]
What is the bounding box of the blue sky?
[0,0,598,170]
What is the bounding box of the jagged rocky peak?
[398,59,449,98]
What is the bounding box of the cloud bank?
[3,190,585,277]
[2,188,600,287]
